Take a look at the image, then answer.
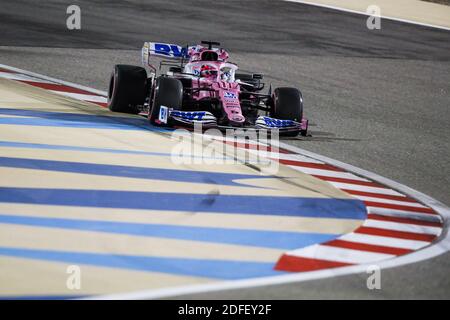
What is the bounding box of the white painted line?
[326,181,404,196]
[351,195,427,208]
[338,232,429,250]
[284,0,450,32]
[0,63,108,97]
[50,90,108,103]
[363,219,442,236]
[366,206,440,222]
[286,244,395,264]
[345,191,410,200]
[272,152,324,163]
[0,72,54,83]
[366,206,439,217]
[212,136,269,146]
[288,165,370,181]
[239,150,309,162]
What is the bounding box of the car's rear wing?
[142,41,225,67]
[142,42,189,61]
[142,42,192,73]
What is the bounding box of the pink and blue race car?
[107,41,308,136]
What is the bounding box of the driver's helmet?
[200,64,218,79]
[220,67,233,82]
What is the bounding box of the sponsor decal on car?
[263,117,295,127]
[159,105,169,124]
[223,91,237,99]
[255,116,301,130]
[169,111,218,127]
[144,42,193,59]
[171,111,206,121]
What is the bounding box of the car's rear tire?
[107,64,147,114]
[270,87,304,137]
[149,77,183,125]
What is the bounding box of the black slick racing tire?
[149,76,183,125]
[107,64,147,114]
[270,87,304,137]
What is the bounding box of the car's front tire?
[270,87,304,137]
[149,77,183,125]
[270,87,303,122]
[107,64,147,114]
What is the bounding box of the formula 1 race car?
[107,41,308,136]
